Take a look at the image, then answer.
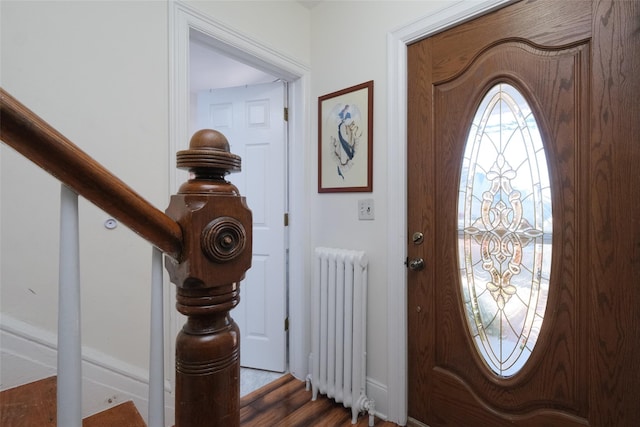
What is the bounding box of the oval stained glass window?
[458,83,552,377]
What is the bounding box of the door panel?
[197,82,287,372]
[407,1,591,425]
[432,42,589,416]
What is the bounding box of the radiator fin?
[309,247,372,425]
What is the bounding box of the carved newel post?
[165,129,252,427]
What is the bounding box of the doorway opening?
[189,29,288,396]
[169,1,311,404]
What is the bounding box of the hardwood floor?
[0,377,56,426]
[240,374,398,427]
[1,374,398,426]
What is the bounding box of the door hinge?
[284,107,289,122]
[284,213,289,226]
[284,317,289,331]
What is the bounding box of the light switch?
[358,198,375,220]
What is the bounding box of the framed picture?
[318,80,373,193]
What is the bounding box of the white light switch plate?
[358,198,375,220]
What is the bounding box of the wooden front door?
[407,0,640,426]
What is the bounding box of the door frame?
[385,0,516,424]
[168,0,311,388]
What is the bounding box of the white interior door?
[196,82,287,372]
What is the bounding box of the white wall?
[1,0,170,373]
[309,0,455,411]
[1,0,469,422]
[185,0,311,66]
[0,0,310,422]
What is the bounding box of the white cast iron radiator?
[307,247,375,426]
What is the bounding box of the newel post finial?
[165,129,252,427]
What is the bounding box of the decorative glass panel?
[458,83,552,377]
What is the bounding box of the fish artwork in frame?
[318,80,373,193]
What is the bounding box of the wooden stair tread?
[83,401,146,427]
[1,376,145,427]
[0,376,57,426]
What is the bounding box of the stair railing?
[58,185,82,426]
[1,88,251,427]
[149,246,166,427]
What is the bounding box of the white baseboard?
[366,376,389,421]
[0,314,175,426]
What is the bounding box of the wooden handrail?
[2,89,253,426]
[0,88,182,259]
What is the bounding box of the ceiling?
[189,37,278,93]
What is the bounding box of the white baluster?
[148,247,165,427]
[58,184,82,427]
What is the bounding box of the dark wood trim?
[317,80,374,193]
[0,88,182,259]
